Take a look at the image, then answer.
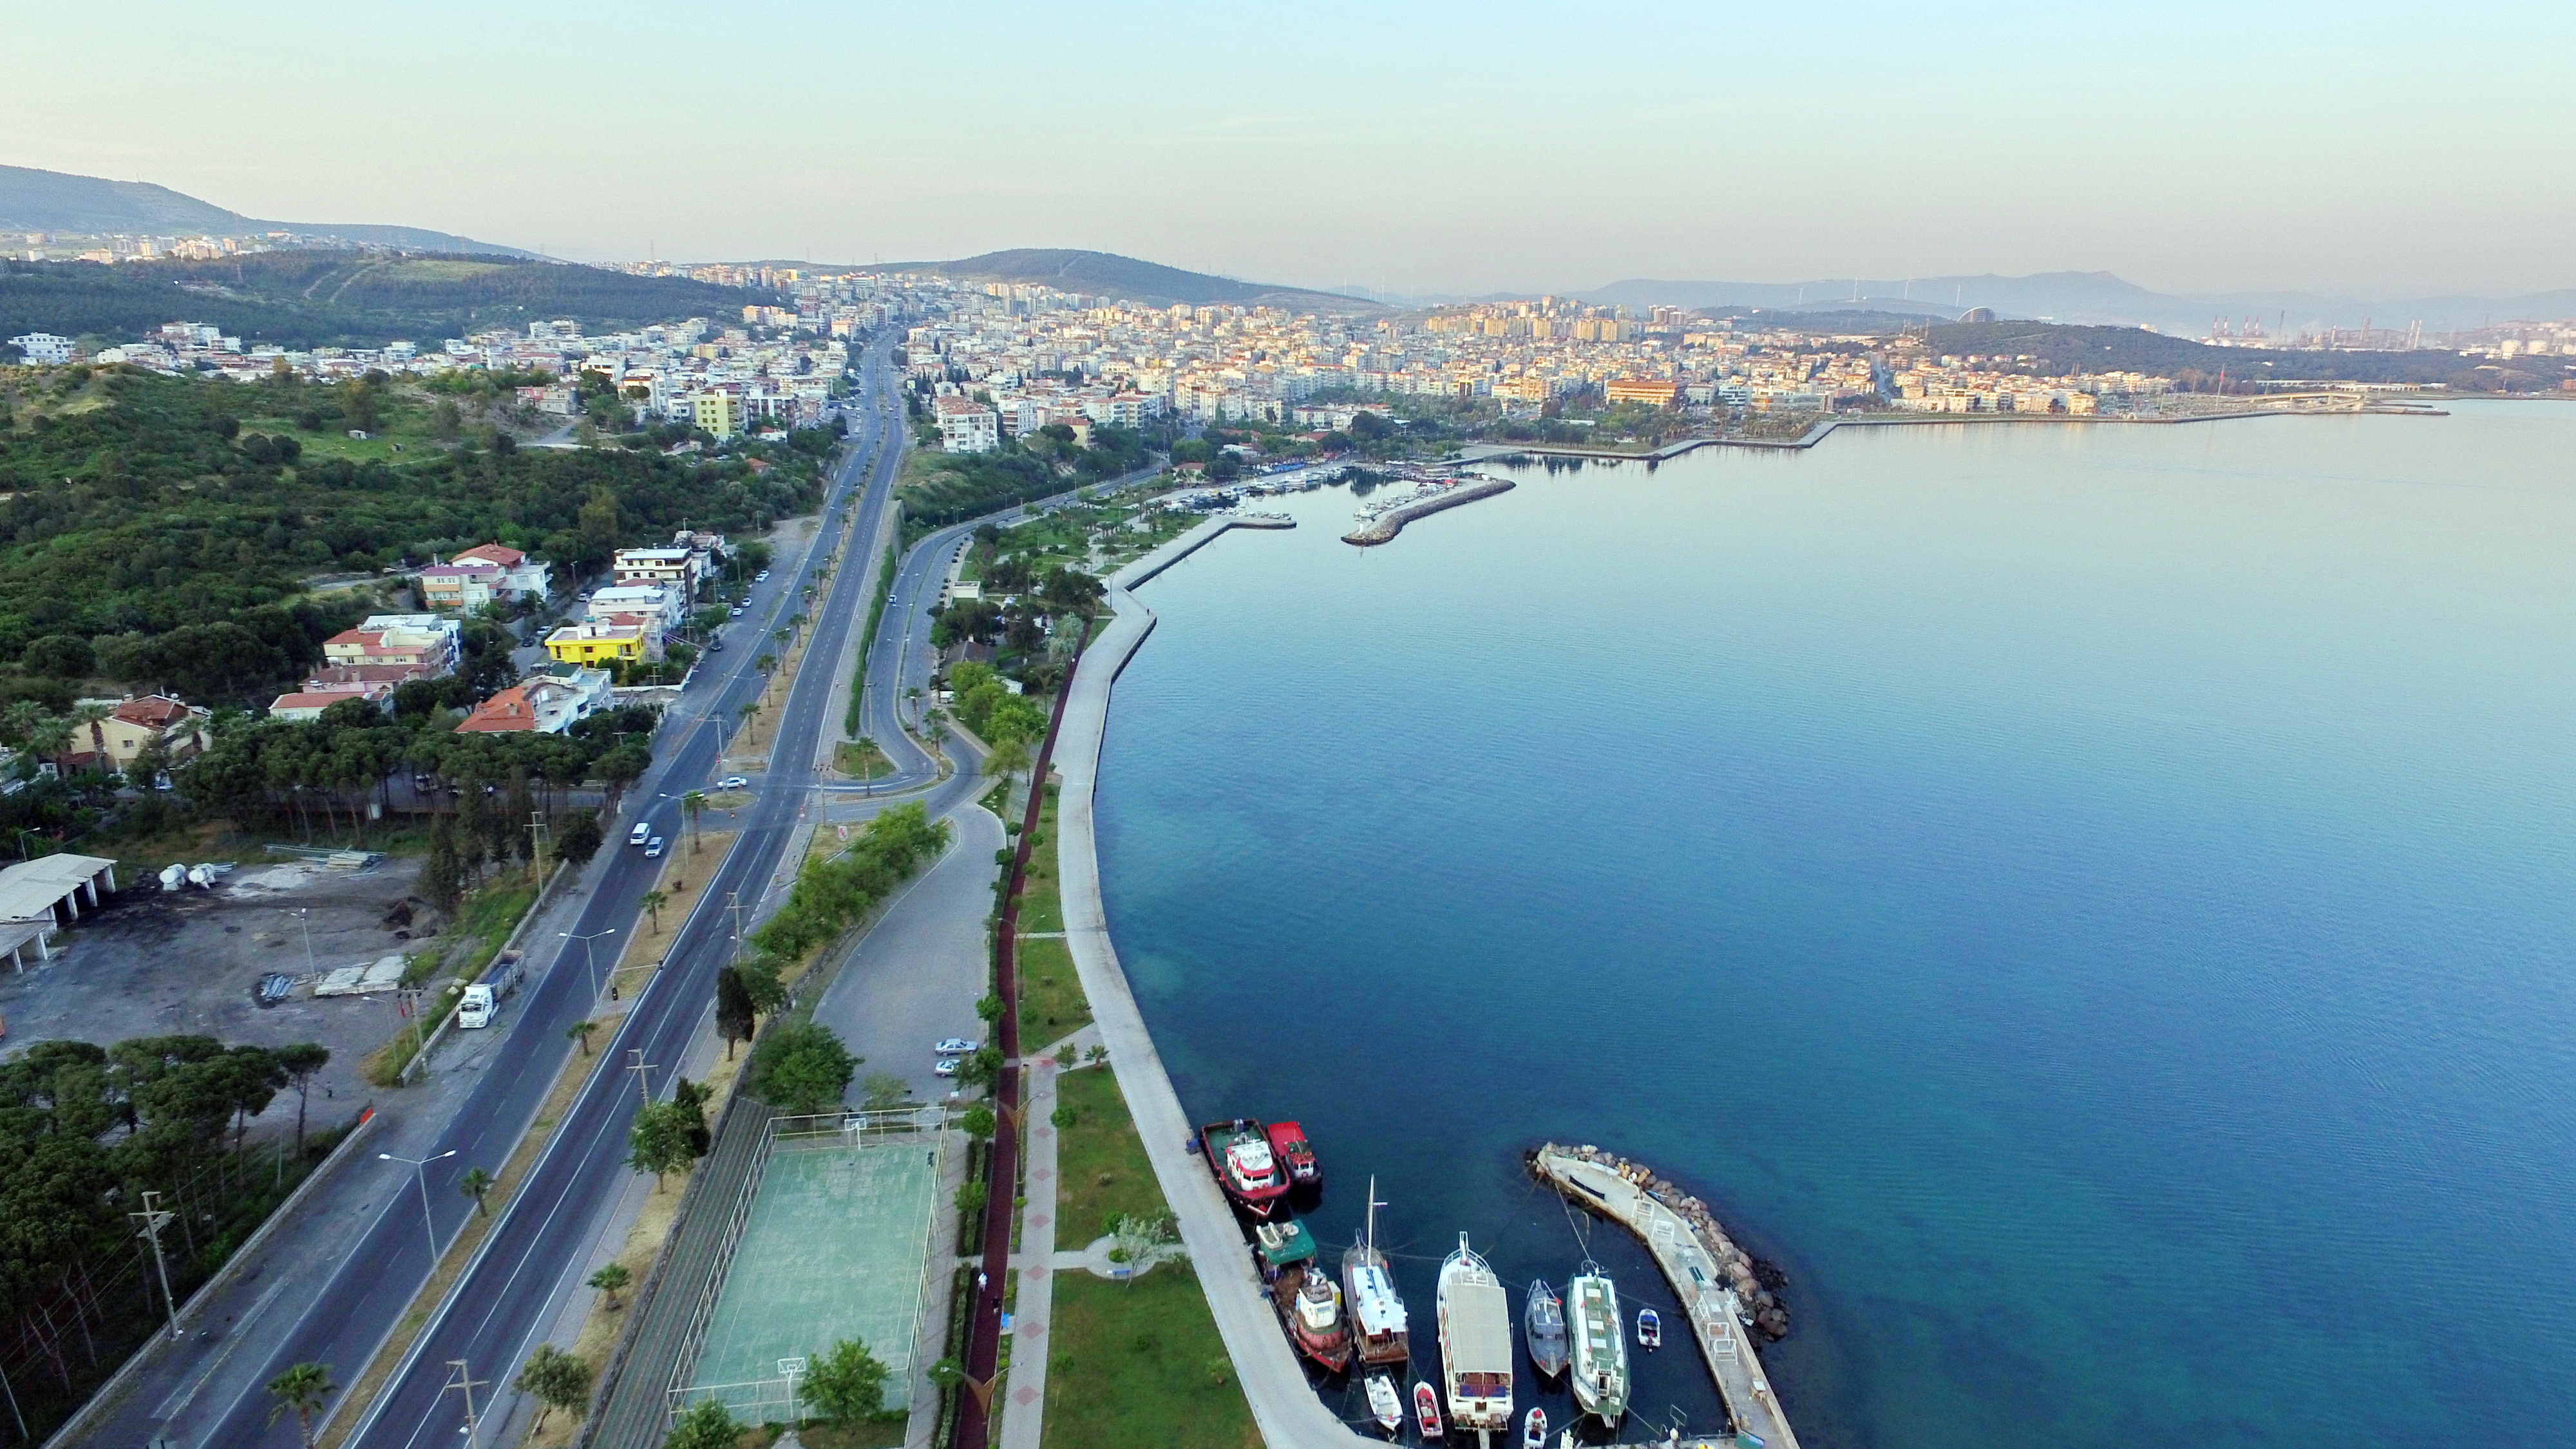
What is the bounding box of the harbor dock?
[1341,477,1514,545]
[1531,1144,1802,1449]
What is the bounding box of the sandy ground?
[0,857,433,1113]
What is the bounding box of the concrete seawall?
[1050,515,1379,1449]
[1341,478,1515,545]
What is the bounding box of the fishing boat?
[1365,1374,1403,1437]
[1266,1119,1321,1186]
[1524,1279,1568,1379]
[1567,1261,1631,1428]
[1342,1178,1411,1367]
[1437,1234,1514,1437]
[1414,1381,1444,1440]
[1254,1216,1318,1271]
[1521,1406,1548,1448]
[1273,1260,1354,1370]
[1197,1117,1290,1217]
[1636,1306,1662,1350]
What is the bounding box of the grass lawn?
[835,738,894,781]
[1050,1066,1166,1249]
[1015,789,1063,933]
[1018,938,1089,1043]
[1041,1265,1259,1449]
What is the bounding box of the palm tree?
[26,714,73,781]
[69,701,112,775]
[459,1166,494,1216]
[567,1019,597,1057]
[681,790,708,854]
[853,737,878,794]
[985,736,1030,785]
[641,889,668,934]
[588,1262,632,1310]
[265,1362,336,1448]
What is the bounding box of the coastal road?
[90,336,906,1449]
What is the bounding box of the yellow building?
[544,623,647,664]
[692,391,743,439]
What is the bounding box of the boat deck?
[1531,1146,1802,1449]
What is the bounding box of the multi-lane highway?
[90,337,910,1449]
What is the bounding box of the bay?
[1094,402,2576,1447]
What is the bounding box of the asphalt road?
[134,337,909,1449]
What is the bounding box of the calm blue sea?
[1094,403,2576,1448]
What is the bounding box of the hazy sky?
[13,1,2572,298]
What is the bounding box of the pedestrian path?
[994,1024,1096,1449]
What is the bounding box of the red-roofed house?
[267,685,394,723]
[452,673,600,735]
[66,694,214,771]
[419,544,550,611]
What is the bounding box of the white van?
[630,822,652,846]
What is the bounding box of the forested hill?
[0,367,830,703]
[1918,319,2576,393]
[0,252,772,349]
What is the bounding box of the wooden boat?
[1342,1177,1410,1367]
[1414,1381,1444,1439]
[1273,1260,1354,1371]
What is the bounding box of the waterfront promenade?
[1050,515,1379,1449]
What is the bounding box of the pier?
[1341,477,1515,545]
[1531,1145,1802,1449]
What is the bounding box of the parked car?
[933,1057,961,1077]
[714,775,748,791]
[645,836,666,858]
[708,639,724,650]
[730,605,745,616]
[756,569,771,581]
[934,1037,978,1056]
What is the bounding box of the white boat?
[1636,1306,1662,1350]
[1364,1374,1402,1436]
[1342,1178,1410,1367]
[1437,1233,1513,1437]
[1521,1406,1548,1448]
[1567,1260,1630,1427]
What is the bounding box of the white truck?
[456,949,527,1029]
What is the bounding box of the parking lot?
[0,855,435,1112]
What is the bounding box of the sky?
[11,1,2573,299]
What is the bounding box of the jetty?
[1531,1144,1802,1449]
[1341,477,1513,545]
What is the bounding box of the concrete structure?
[9,332,73,364]
[1605,376,1681,406]
[0,852,118,937]
[267,685,392,722]
[612,548,699,592]
[327,615,460,676]
[68,694,213,770]
[694,390,744,439]
[452,672,605,734]
[934,394,999,453]
[587,582,686,631]
[544,621,649,666]
[419,543,551,610]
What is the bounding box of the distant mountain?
[0,164,531,257]
[892,248,1374,312]
[1577,270,2576,336]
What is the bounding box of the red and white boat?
[1413,1381,1444,1440]
[1522,1406,1548,1448]
[1197,1118,1290,1217]
[1266,1119,1321,1186]
[1273,1261,1354,1371]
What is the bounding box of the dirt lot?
[0,856,439,1114]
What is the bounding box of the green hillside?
[1917,320,2573,392]
[0,251,771,349]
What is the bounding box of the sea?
[1092,401,2576,1448]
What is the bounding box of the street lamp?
[286,907,317,975]
[380,1148,457,1263]
[561,927,618,1001]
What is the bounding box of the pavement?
[1048,516,1377,1449]
[806,807,1003,1109]
[64,334,911,1449]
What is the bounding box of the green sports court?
[685,1134,942,1406]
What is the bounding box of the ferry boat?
[1265,1119,1321,1186]
[1273,1260,1354,1371]
[1524,1280,1568,1379]
[1437,1234,1514,1438]
[1342,1178,1412,1367]
[1197,1118,1289,1217]
[1365,1374,1403,1437]
[1566,1261,1631,1428]
[1413,1381,1444,1440]
[1636,1306,1662,1350]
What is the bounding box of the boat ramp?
[1530,1144,1802,1449]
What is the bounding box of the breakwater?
[1531,1143,1802,1449]
[1341,477,1515,545]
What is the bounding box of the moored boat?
[1365,1374,1403,1436]
[1414,1380,1444,1439]
[1254,1215,1318,1270]
[1342,1177,1411,1367]
[1197,1117,1289,1217]
[1437,1234,1514,1436]
[1266,1119,1321,1186]
[1636,1306,1662,1350]
[1567,1260,1631,1428]
[1522,1406,1548,1448]
[1524,1279,1568,1379]
[1273,1261,1355,1371]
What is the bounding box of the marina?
[1342,476,1517,546]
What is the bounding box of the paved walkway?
[1050,518,1375,1449]
[994,1025,1094,1449]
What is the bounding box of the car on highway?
[708,639,724,650]
[630,822,652,846]
[933,1057,961,1077]
[756,569,771,581]
[714,775,748,790]
[934,1037,978,1056]
[645,836,666,858]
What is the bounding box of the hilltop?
[0,251,771,348]
[0,163,526,256]
[1915,319,2573,392]
[891,248,1374,312]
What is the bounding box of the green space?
[0,250,772,349]
[1015,789,1064,934]
[835,738,893,781]
[896,418,1155,527]
[1018,938,1087,1043]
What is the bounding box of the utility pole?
[526,810,550,884]
[727,891,747,946]
[129,1192,180,1341]
[286,907,317,976]
[626,1048,657,1108]
[442,1359,488,1448]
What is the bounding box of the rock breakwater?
[1537,1142,1792,1340]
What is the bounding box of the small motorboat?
[1636,1307,1662,1350]
[1414,1380,1444,1439]
[1524,1278,1568,1379]
[1522,1405,1548,1447]
[1364,1374,1402,1436]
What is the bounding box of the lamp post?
[380,1148,457,1263]
[286,907,317,975]
[560,927,618,1001]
